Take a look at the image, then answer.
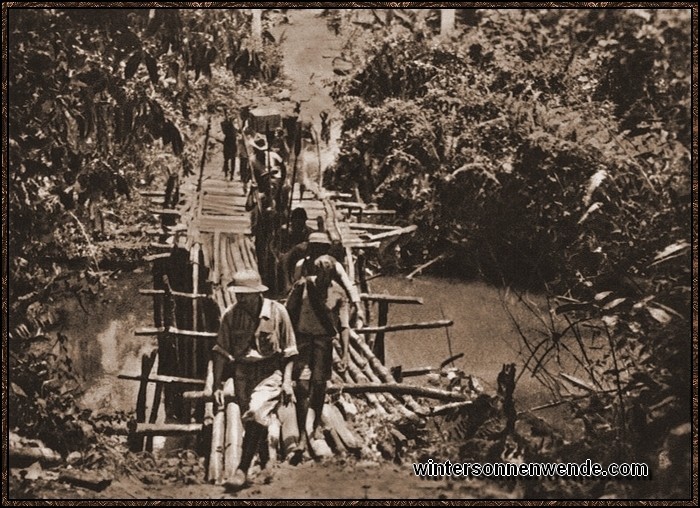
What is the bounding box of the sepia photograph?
[4,5,696,502]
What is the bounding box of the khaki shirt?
[213,298,297,390]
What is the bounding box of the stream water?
[64,270,552,416]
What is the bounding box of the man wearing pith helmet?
[212,269,298,489]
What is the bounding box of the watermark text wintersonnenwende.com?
[413,459,649,479]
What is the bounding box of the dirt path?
[277,9,343,174]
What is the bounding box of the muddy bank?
[55,269,156,413]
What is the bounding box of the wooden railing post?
[128,349,157,452]
[373,301,389,363]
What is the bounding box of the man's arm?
[333,260,360,304]
[212,310,231,405]
[332,260,364,325]
[276,303,298,404]
[277,301,299,360]
[284,282,304,329]
[336,290,350,371]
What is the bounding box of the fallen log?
[353,320,453,334]
[150,242,174,250]
[350,332,428,416]
[9,445,62,467]
[335,397,358,421]
[348,222,398,232]
[277,401,300,458]
[428,399,475,416]
[139,191,166,198]
[203,360,215,426]
[131,423,203,436]
[360,293,423,304]
[128,350,156,452]
[342,349,394,415]
[139,289,209,299]
[368,225,417,242]
[135,327,217,339]
[333,368,388,417]
[353,209,396,216]
[406,254,447,279]
[208,408,225,484]
[57,470,113,492]
[348,343,419,422]
[144,252,171,262]
[321,404,361,451]
[223,402,243,481]
[326,427,347,455]
[150,208,181,216]
[327,383,469,402]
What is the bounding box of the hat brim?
[227,284,268,293]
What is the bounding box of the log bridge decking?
[120,117,456,482]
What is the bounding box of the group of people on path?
[211,227,364,490]
[209,102,363,489]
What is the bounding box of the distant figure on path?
[320,111,331,146]
[221,116,238,180]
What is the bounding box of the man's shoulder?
[267,298,292,316]
[222,302,239,317]
[328,280,347,299]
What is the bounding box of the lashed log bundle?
[209,408,225,484]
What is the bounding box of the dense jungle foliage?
[325,9,692,498]
[7,8,283,456]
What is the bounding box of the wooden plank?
[344,241,381,249]
[368,225,417,242]
[236,235,251,271]
[128,350,157,452]
[223,403,243,481]
[335,201,366,210]
[145,382,163,452]
[326,383,468,402]
[150,208,181,216]
[117,373,205,385]
[229,234,247,276]
[199,226,251,235]
[406,254,448,279]
[321,404,361,450]
[374,301,389,364]
[139,289,209,299]
[133,423,203,436]
[213,230,222,285]
[348,222,398,232]
[191,242,201,377]
[354,320,453,334]
[135,327,218,338]
[144,253,171,262]
[198,215,251,223]
[350,209,396,216]
[361,293,423,304]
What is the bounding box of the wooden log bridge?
[123,111,456,470]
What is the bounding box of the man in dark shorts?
[285,255,350,457]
